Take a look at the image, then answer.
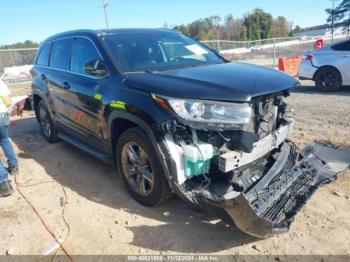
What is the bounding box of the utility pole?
[331,0,335,41]
[102,1,109,29]
[348,7,350,36]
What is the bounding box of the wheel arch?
[108,110,196,202]
[313,65,343,85]
[108,110,185,198]
[31,92,54,119]
[108,111,160,162]
[32,93,42,110]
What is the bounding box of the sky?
[0,0,331,45]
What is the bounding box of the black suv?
[31,29,349,238]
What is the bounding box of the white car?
[298,39,350,91]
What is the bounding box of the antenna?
[102,1,109,29]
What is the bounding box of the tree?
[271,16,290,37]
[326,0,350,35]
[174,24,190,36]
[220,15,242,40]
[208,15,222,39]
[0,40,39,49]
[240,24,248,41]
[243,9,274,40]
[172,9,291,41]
[293,25,302,33]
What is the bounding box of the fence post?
[273,38,276,68]
[10,51,15,68]
[217,40,220,51]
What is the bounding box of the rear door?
[59,37,110,153]
[331,40,350,82]
[46,38,73,124]
[32,43,53,108]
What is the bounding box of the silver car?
[298,39,350,91]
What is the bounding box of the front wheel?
[116,127,172,206]
[35,100,60,143]
[315,67,342,92]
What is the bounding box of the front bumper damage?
[161,122,350,238]
[194,141,350,238]
[156,91,350,238]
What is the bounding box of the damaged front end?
[154,92,350,238]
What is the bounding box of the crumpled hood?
[124,62,298,102]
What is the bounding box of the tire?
[315,67,342,92]
[35,100,60,143]
[116,127,172,206]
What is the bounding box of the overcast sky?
[0,0,331,45]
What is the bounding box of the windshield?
[101,31,224,73]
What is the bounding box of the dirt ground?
[0,81,349,257]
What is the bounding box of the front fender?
[107,110,180,193]
[107,110,159,148]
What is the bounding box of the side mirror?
[84,59,108,77]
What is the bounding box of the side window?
[332,40,350,51]
[71,38,103,75]
[49,39,72,69]
[36,43,51,66]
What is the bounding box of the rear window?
[331,40,350,51]
[49,39,72,69]
[36,44,51,66]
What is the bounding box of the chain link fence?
[0,48,37,83]
[202,34,350,67]
[0,48,37,72]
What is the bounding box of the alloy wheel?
[121,142,155,197]
[318,70,337,88]
[38,105,51,138]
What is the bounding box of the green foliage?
[173,9,292,41]
[326,0,350,33]
[0,40,39,50]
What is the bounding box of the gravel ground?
[0,80,349,257]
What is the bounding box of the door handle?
[62,82,71,90]
[41,74,46,80]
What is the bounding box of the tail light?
[302,54,313,60]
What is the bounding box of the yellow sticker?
[109,101,126,110]
[94,93,103,100]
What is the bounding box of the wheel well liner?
[31,92,56,122]
[32,94,42,110]
[32,94,42,120]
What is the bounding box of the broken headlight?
[153,95,252,129]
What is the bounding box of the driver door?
[59,37,110,152]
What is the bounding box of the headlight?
[152,95,252,129]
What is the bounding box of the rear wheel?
[35,100,60,143]
[116,127,172,206]
[315,67,342,92]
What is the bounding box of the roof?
[43,28,175,43]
